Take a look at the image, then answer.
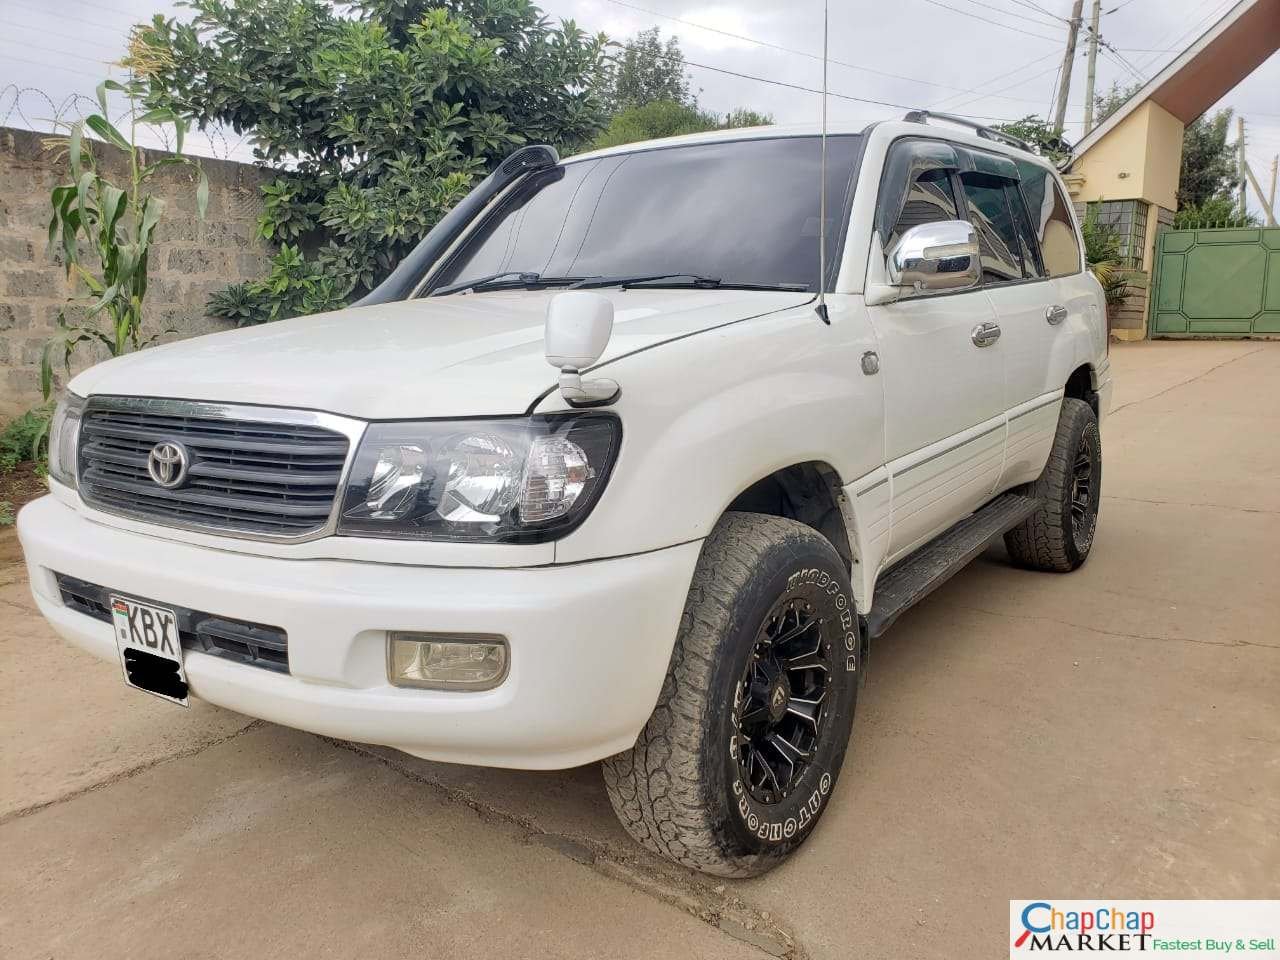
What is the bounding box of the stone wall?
[0,126,274,419]
[1108,269,1150,335]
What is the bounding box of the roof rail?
[902,110,1034,154]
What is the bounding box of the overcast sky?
[2,0,1277,216]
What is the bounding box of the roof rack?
[901,110,1034,154]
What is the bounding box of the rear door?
[1002,162,1091,489]
[866,140,1005,563]
[955,163,1058,489]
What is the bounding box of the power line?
[930,49,1062,109]
[948,0,1065,30]
[1046,56,1065,118]
[602,0,1066,106]
[1132,0,1235,74]
[608,50,1083,123]
[3,20,130,48]
[917,0,1064,42]
[1,56,105,81]
[54,0,150,18]
[1096,39,1147,84]
[0,36,115,68]
[1006,0,1072,22]
[943,59,1066,114]
[8,0,135,34]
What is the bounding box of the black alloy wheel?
[733,598,831,805]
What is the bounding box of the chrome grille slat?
[81,421,348,457]
[76,399,360,539]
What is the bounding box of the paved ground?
[2,340,1277,959]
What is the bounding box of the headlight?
[47,393,86,489]
[337,414,620,542]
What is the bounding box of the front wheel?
[1004,397,1101,572]
[602,512,859,877]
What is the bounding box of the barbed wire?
[0,82,255,163]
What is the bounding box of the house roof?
[1070,0,1280,160]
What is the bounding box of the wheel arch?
[1064,362,1099,416]
[724,461,867,610]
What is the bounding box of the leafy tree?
[1177,109,1240,209]
[138,0,610,323]
[724,108,773,129]
[1091,81,1140,127]
[594,101,715,150]
[605,27,693,112]
[990,115,1071,164]
[592,100,773,151]
[1173,195,1257,229]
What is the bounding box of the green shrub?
[1080,212,1129,308]
[1,406,52,472]
[592,100,773,151]
[140,0,611,323]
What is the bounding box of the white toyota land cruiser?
[19,114,1111,877]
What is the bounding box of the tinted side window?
[961,172,1024,285]
[888,169,959,249]
[1015,161,1081,276]
[1006,183,1046,278]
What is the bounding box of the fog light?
[387,633,508,690]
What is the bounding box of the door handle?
[1046,304,1068,325]
[971,321,1001,347]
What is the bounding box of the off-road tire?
[1004,397,1101,572]
[602,512,859,877]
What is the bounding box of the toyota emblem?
[146,441,190,488]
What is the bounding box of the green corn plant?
[42,48,209,400]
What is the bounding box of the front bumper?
[18,496,701,769]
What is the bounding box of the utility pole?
[1269,156,1278,225]
[1083,0,1102,134]
[1237,116,1247,220]
[1243,158,1277,227]
[1053,0,1086,138]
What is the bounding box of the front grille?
[77,403,351,537]
[56,573,290,673]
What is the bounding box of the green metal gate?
[1150,227,1280,336]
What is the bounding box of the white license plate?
[110,595,189,707]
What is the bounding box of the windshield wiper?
[430,272,582,297]
[571,273,718,290]
[570,273,808,292]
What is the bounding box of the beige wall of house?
[1072,101,1183,213]
[1065,101,1186,340]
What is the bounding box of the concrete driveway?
[3,341,1277,959]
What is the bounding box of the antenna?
[815,0,831,325]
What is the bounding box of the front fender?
[547,296,885,583]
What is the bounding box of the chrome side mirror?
[545,292,620,407]
[886,220,980,296]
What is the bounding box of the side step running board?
[864,493,1041,639]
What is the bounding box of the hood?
[70,288,808,419]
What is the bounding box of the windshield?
[430,135,862,294]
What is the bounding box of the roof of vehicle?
[566,118,1057,173]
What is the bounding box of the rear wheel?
[602,512,859,877]
[1004,397,1101,572]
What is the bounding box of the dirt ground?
[0,461,45,522]
[1,341,1277,959]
